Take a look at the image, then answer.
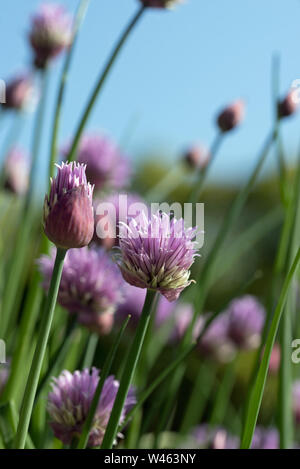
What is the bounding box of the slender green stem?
[49,0,90,180]
[240,247,300,449]
[68,4,146,163]
[14,248,67,449]
[209,360,236,426]
[101,290,157,449]
[82,333,99,369]
[188,132,223,204]
[77,316,130,449]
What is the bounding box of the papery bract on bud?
[47,368,136,447]
[38,246,124,334]
[183,144,210,170]
[62,134,131,192]
[29,3,73,69]
[3,74,36,112]
[217,100,245,132]
[4,147,29,196]
[278,89,299,119]
[44,162,94,250]
[115,211,199,302]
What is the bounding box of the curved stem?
[68,4,146,163]
[14,248,66,449]
[101,290,157,449]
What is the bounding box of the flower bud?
[4,74,36,112]
[4,147,29,196]
[139,0,184,8]
[44,162,94,249]
[217,100,245,132]
[183,144,210,170]
[278,89,299,119]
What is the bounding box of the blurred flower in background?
[139,0,184,8]
[292,380,300,424]
[3,73,36,112]
[62,134,131,193]
[29,3,73,69]
[197,313,236,363]
[0,363,10,397]
[47,368,136,447]
[217,100,245,133]
[38,246,125,334]
[251,426,279,449]
[183,144,210,171]
[3,147,29,196]
[191,425,239,449]
[278,89,300,120]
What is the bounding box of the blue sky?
[1,0,300,186]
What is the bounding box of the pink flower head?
[4,73,36,111]
[116,211,199,302]
[44,162,94,249]
[4,147,29,195]
[47,368,136,447]
[183,144,210,170]
[61,134,131,192]
[29,3,73,69]
[217,99,245,132]
[38,246,124,334]
[139,0,184,8]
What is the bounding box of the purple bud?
[38,246,124,334]
[251,426,279,449]
[217,100,245,132]
[278,89,299,119]
[4,74,36,111]
[4,147,29,195]
[44,162,94,250]
[116,211,199,302]
[197,313,236,363]
[183,144,210,170]
[61,134,131,192]
[225,295,265,350]
[47,368,136,447]
[29,3,73,69]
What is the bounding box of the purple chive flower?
[29,3,73,69]
[38,246,124,334]
[183,144,210,170]
[116,211,199,302]
[115,284,174,329]
[251,426,279,449]
[47,368,136,447]
[225,295,265,350]
[3,73,36,112]
[170,303,202,343]
[192,425,239,449]
[139,0,184,8]
[197,313,236,363]
[44,162,94,250]
[4,147,29,196]
[62,134,131,192]
[292,380,300,424]
[278,89,299,119]
[217,99,245,132]
[94,193,148,249]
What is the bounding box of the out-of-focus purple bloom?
[278,89,299,119]
[94,193,147,249]
[266,343,280,375]
[115,284,174,329]
[251,426,279,449]
[0,363,10,396]
[217,100,245,132]
[47,368,136,447]
[62,134,131,192]
[197,313,236,363]
[116,211,199,302]
[44,162,94,249]
[3,74,36,112]
[38,246,124,334]
[225,295,265,350]
[139,0,184,8]
[4,147,29,196]
[292,380,300,424]
[192,425,239,449]
[183,144,210,170]
[29,3,73,69]
[170,303,201,343]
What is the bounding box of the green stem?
[82,332,99,369]
[77,316,130,449]
[14,248,67,449]
[101,289,157,449]
[68,4,146,163]
[49,0,90,180]
[240,247,300,449]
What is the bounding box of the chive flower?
[217,100,245,132]
[4,147,29,196]
[3,73,36,112]
[139,0,184,8]
[278,89,299,119]
[44,162,94,250]
[47,368,136,447]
